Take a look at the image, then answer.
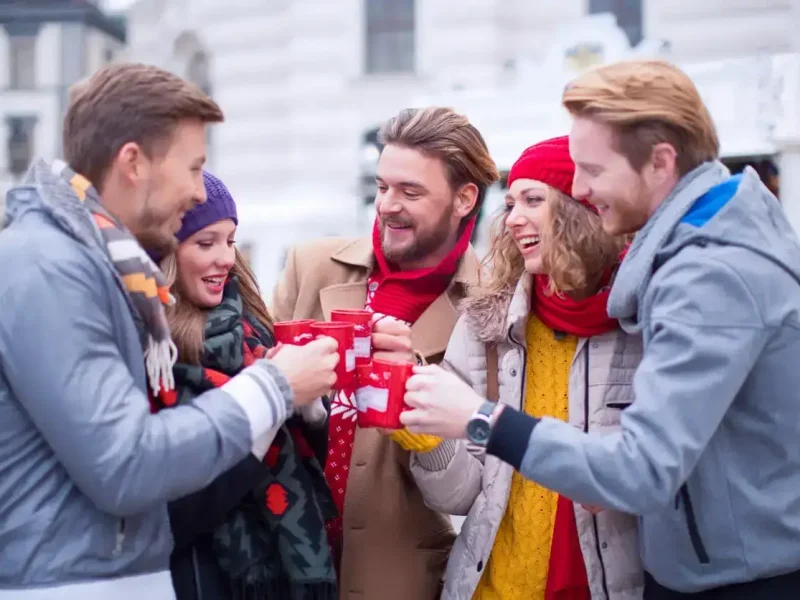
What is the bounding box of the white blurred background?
[1,0,799,293]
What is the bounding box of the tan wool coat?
[272,236,479,600]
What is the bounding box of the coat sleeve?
[272,245,300,321]
[486,254,769,514]
[0,254,294,517]
[408,317,485,516]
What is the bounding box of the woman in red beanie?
[398,136,644,599]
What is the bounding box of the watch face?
[466,418,491,445]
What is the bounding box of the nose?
[376,191,402,216]
[194,174,207,207]
[505,201,527,229]
[572,170,590,203]
[216,246,235,271]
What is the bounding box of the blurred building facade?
[125,0,800,203]
[0,0,125,200]
[123,0,800,289]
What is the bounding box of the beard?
[380,204,456,265]
[133,187,182,258]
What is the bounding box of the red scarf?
[366,217,476,323]
[532,274,617,338]
[323,217,475,567]
[533,245,629,339]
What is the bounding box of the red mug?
[311,321,355,389]
[273,319,316,346]
[355,359,413,430]
[331,309,373,365]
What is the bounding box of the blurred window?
[365,0,415,74]
[9,34,37,89]
[589,0,643,46]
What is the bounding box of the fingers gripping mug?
[355,359,413,430]
[311,321,356,390]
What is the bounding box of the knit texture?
[176,170,239,243]
[506,135,596,213]
[474,315,577,600]
[390,429,442,453]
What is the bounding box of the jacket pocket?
[604,401,632,410]
[675,485,709,564]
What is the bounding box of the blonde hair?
[379,107,500,218]
[479,186,625,297]
[161,247,274,364]
[562,59,719,176]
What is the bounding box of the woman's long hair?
[478,185,626,298]
[160,247,274,365]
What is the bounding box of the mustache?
[380,217,413,228]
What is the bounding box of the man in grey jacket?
[401,59,800,598]
[0,63,337,599]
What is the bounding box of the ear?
[650,142,678,184]
[454,182,479,219]
[113,142,149,185]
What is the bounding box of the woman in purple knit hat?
[155,171,338,600]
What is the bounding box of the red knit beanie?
[507,135,596,213]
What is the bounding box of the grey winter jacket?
[409,277,644,599]
[485,163,800,593]
[0,161,294,597]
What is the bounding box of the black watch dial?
[466,418,491,445]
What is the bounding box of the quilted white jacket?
[409,276,645,599]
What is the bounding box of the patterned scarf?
[153,278,338,600]
[54,160,177,394]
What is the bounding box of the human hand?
[400,365,484,438]
[371,315,415,364]
[270,337,339,406]
[297,397,328,428]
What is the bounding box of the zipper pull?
[112,519,126,557]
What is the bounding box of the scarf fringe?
[144,335,178,394]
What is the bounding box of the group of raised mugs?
[273,311,412,430]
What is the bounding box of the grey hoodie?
[487,162,800,593]
[0,160,293,595]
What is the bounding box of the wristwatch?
[466,401,499,446]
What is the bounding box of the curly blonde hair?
[478,185,626,297]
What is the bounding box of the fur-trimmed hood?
[460,275,531,344]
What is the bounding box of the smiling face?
[117,119,208,255]
[374,144,476,270]
[569,116,654,236]
[503,178,554,275]
[175,218,237,308]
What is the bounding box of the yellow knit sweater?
[474,315,577,600]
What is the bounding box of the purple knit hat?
[176,170,238,243]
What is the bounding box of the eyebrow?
[375,176,428,192]
[505,187,545,202]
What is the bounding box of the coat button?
[477,560,484,572]
[510,369,517,377]
[369,282,378,292]
[592,342,599,349]
[601,542,608,550]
